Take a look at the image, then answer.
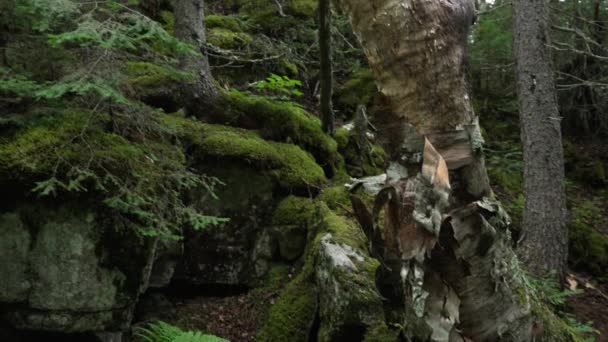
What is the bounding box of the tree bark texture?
[513,0,568,279]
[339,0,546,340]
[338,0,476,134]
[319,0,334,135]
[174,0,220,117]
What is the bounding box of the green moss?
[318,185,350,213]
[336,68,377,114]
[157,114,326,190]
[363,323,399,342]
[207,28,252,49]
[259,197,321,340]
[334,128,349,150]
[205,15,243,32]
[568,200,608,278]
[0,109,151,183]
[265,264,291,289]
[530,300,585,342]
[126,62,188,87]
[219,90,338,173]
[363,144,386,175]
[272,196,317,226]
[262,195,384,340]
[488,167,523,194]
[337,129,386,177]
[159,10,175,34]
[124,62,187,107]
[276,59,299,77]
[286,0,317,17]
[256,274,318,342]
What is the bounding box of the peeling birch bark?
[340,0,539,340]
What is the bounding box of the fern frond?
[134,321,229,342]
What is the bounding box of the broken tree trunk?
[338,0,555,340]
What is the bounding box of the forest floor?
[160,271,293,342]
[567,275,608,341]
[158,278,608,341]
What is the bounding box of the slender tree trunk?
[319,0,334,135]
[513,0,568,280]
[174,0,220,117]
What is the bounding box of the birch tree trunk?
[174,0,220,117]
[513,0,568,280]
[338,0,550,340]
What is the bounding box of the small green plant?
[253,73,303,99]
[135,321,229,342]
[523,272,600,341]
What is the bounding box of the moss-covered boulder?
[269,196,314,261]
[0,202,155,333]
[159,113,326,191]
[177,161,277,285]
[158,114,326,285]
[216,91,339,176]
[124,62,188,112]
[257,197,393,341]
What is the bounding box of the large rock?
[0,202,156,333]
[314,231,387,341]
[257,198,397,342]
[177,162,277,286]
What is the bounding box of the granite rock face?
[0,203,156,333]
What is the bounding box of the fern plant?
[135,321,229,342]
[253,73,303,99]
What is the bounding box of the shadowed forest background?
[0,0,607,341]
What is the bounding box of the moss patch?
[260,196,384,340]
[218,90,338,174]
[255,274,318,342]
[272,196,317,226]
[336,67,377,115]
[568,200,608,278]
[158,113,326,190]
[337,128,386,177]
[207,28,252,49]
[286,0,317,17]
[205,15,243,32]
[0,108,158,184]
[124,62,188,111]
[318,185,350,214]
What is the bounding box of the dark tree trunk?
[174,0,220,117]
[513,0,568,279]
[319,0,334,135]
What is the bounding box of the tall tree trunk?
[337,0,556,340]
[319,0,334,135]
[513,0,568,280]
[174,0,220,117]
